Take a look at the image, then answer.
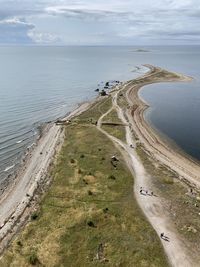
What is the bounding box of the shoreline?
[0,99,95,192]
[98,78,195,266]
[0,65,200,257]
[125,65,200,189]
[0,99,96,254]
[0,99,96,185]
[143,107,200,167]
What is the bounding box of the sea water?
[0,46,145,182]
[0,45,200,182]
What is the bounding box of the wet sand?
[125,65,200,189]
[0,64,199,257]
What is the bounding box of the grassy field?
[0,97,168,267]
[136,144,200,260]
[101,108,126,142]
[76,97,112,123]
[117,92,129,110]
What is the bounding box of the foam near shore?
[0,100,95,253]
[0,65,199,259]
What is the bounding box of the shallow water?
[138,46,200,161]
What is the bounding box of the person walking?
[160,233,164,238]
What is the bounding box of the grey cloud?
[45,6,130,21]
[0,0,200,44]
[28,30,61,43]
[150,29,200,37]
[0,18,35,44]
[44,2,200,44]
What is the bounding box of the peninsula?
[1,66,200,267]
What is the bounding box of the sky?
[0,0,200,45]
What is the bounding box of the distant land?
[132,48,150,52]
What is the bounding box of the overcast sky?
[0,0,199,45]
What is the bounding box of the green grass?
[102,108,122,124]
[76,96,112,124]
[117,92,129,110]
[0,99,168,267]
[101,108,126,142]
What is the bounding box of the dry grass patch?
[0,98,168,267]
[102,108,126,142]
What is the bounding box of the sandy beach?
[96,68,200,266]
[0,101,93,253]
[125,65,200,190]
[1,65,200,266]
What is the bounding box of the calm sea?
[0,45,200,182]
[139,46,200,161]
[0,46,145,182]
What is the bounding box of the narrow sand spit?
[125,65,200,189]
[0,101,92,253]
[97,69,200,266]
[0,65,199,266]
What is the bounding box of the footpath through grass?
[0,97,168,267]
[101,108,126,142]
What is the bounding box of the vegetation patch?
[136,144,200,260]
[102,108,126,142]
[0,99,168,267]
[118,92,129,110]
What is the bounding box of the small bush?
[80,154,85,158]
[31,212,38,221]
[108,175,116,180]
[70,158,75,164]
[28,252,39,265]
[16,240,23,247]
[88,190,93,196]
[87,221,96,228]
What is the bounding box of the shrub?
[87,221,96,228]
[31,212,38,221]
[88,190,93,196]
[108,175,116,180]
[70,158,75,164]
[16,240,23,247]
[28,252,39,265]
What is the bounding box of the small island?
[132,48,150,52]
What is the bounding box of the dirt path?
[0,65,197,265]
[97,83,196,266]
[125,66,200,190]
